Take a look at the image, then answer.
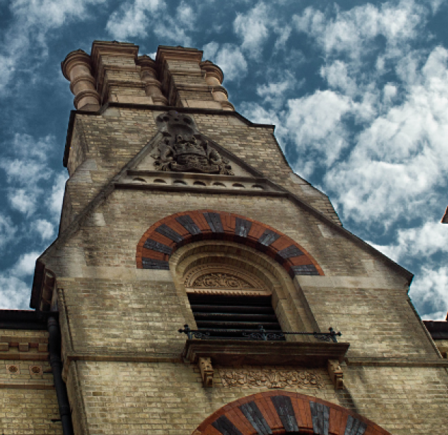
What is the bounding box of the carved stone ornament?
[193,273,253,289]
[184,264,269,295]
[327,359,344,390]
[152,111,233,175]
[219,367,325,389]
[199,357,214,387]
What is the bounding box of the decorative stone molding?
[192,273,252,289]
[137,55,168,105]
[184,264,269,295]
[18,343,29,352]
[29,365,43,377]
[6,364,20,374]
[198,357,214,387]
[136,210,323,278]
[61,49,101,111]
[0,336,49,361]
[327,359,344,389]
[219,367,325,389]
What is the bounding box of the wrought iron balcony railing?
[178,324,342,343]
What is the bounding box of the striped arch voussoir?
[194,391,391,435]
[136,210,323,277]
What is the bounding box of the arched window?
[170,240,317,340]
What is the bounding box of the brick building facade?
[1,40,447,435]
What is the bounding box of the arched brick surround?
[193,391,391,435]
[136,210,323,278]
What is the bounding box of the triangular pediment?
[116,110,284,194]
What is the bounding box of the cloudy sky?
[0,0,447,319]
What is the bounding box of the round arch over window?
[193,391,391,435]
[136,210,323,277]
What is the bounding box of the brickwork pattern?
[0,388,62,435]
[302,287,437,357]
[136,209,323,277]
[68,360,448,435]
[0,328,60,434]
[195,390,390,435]
[62,109,340,234]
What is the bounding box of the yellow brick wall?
[0,330,61,434]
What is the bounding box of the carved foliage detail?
[219,367,325,389]
[193,273,253,289]
[152,111,233,175]
[184,264,269,295]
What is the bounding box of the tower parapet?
[61,40,234,111]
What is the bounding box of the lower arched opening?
[193,391,391,435]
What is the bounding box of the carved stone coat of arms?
[152,111,233,175]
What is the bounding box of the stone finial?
[201,61,234,111]
[137,56,168,105]
[61,49,101,111]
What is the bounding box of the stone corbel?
[198,357,214,387]
[327,359,344,389]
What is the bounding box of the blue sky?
[0,0,447,320]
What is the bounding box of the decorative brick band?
[194,391,391,435]
[136,210,323,277]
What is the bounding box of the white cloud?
[0,275,31,309]
[47,172,68,219]
[410,266,448,321]
[372,221,448,264]
[320,60,358,96]
[0,251,41,309]
[11,252,40,277]
[234,2,270,58]
[8,189,37,216]
[106,0,196,46]
[274,25,291,51]
[286,90,352,176]
[324,46,448,227]
[176,1,195,29]
[383,83,398,105]
[203,41,219,59]
[202,42,248,82]
[32,219,55,241]
[294,0,426,64]
[0,215,17,249]
[233,2,291,58]
[256,71,301,109]
[0,133,56,217]
[105,0,163,39]
[0,0,105,94]
[10,0,106,30]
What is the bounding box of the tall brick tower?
[1,40,448,435]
